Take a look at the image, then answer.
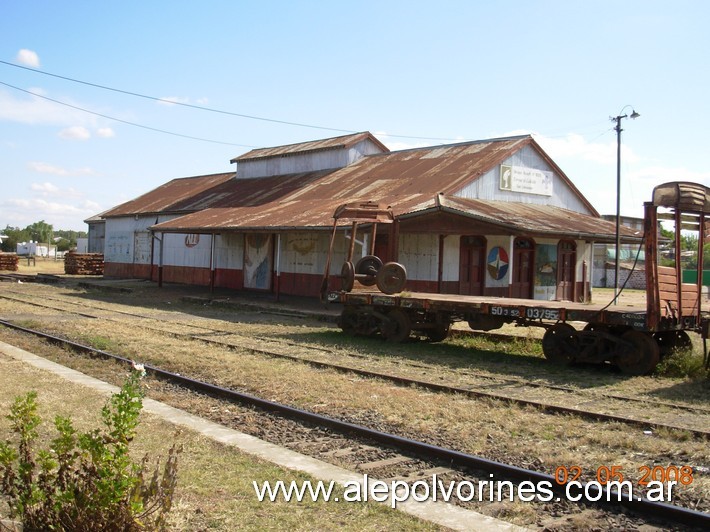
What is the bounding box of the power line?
[0,80,257,148]
[0,60,462,141]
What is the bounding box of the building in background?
[92,132,640,301]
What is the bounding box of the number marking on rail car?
[490,306,520,317]
[525,307,560,320]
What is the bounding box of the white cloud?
[16,49,40,67]
[0,89,96,126]
[97,127,115,138]
[532,132,640,166]
[27,162,69,176]
[5,197,102,215]
[58,126,91,140]
[627,165,710,184]
[0,182,104,230]
[27,162,96,177]
[30,182,60,195]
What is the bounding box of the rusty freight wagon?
[322,182,710,375]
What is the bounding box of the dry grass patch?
[1,283,709,511]
[0,353,441,531]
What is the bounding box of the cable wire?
[0,60,462,141]
[0,80,256,148]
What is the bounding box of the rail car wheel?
[355,255,382,286]
[542,323,576,365]
[617,330,660,376]
[653,330,693,358]
[376,262,407,294]
[339,307,359,335]
[583,322,609,333]
[340,261,355,292]
[382,309,411,343]
[426,323,450,342]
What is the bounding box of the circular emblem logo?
[487,246,509,280]
[184,234,200,248]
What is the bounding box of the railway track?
[1,290,709,439]
[0,319,708,529]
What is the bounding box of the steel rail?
[0,318,708,528]
[1,291,709,437]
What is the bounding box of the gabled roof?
[230,131,389,163]
[151,134,615,239]
[278,135,533,201]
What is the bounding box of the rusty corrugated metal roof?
[151,192,638,242]
[280,135,533,201]
[401,195,641,242]
[102,172,235,217]
[151,198,352,232]
[230,131,389,163]
[151,135,624,239]
[100,169,341,217]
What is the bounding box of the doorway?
[511,237,534,298]
[459,236,486,295]
[556,240,576,301]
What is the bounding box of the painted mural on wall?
[534,243,557,300]
[486,246,509,280]
[244,234,272,289]
[288,235,318,270]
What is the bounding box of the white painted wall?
[454,145,593,214]
[104,215,176,264]
[162,233,211,268]
[237,139,385,179]
[215,233,244,270]
[398,233,439,281]
[441,235,459,282]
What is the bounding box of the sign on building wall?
[500,165,553,196]
[487,246,509,280]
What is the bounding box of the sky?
[1,0,709,232]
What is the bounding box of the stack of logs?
[0,253,19,271]
[64,252,104,275]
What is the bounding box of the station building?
[97,132,639,301]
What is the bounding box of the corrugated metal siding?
[162,233,211,268]
[105,215,177,264]
[398,233,439,281]
[87,222,105,253]
[237,150,350,179]
[214,233,244,270]
[455,145,593,214]
[231,132,388,162]
[441,235,460,282]
[281,232,338,276]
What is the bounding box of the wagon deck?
[323,181,710,375]
[336,290,649,329]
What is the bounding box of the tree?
[1,226,31,252]
[26,220,53,248]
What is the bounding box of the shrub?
[655,348,709,379]
[0,368,181,531]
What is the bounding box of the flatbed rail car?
[324,181,710,375]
